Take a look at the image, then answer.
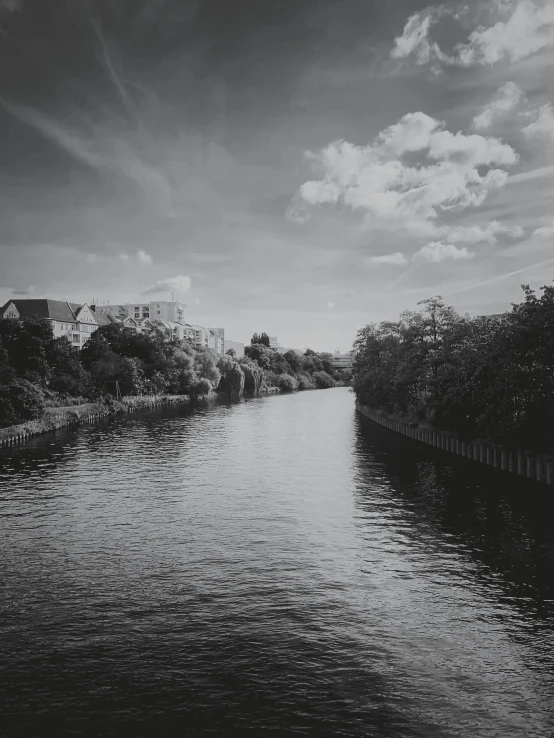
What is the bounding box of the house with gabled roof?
[1,299,99,349]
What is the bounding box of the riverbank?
[0,394,190,448]
[357,404,554,486]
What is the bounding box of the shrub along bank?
[0,319,337,426]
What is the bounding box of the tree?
[283,350,301,373]
[226,348,236,357]
[251,332,270,347]
[0,379,45,425]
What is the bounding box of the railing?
[356,404,554,485]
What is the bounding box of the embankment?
[0,395,190,448]
[357,404,554,486]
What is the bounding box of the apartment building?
[1,299,98,348]
[95,300,187,324]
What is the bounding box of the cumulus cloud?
[441,220,524,244]
[458,1,554,65]
[414,241,476,262]
[137,250,153,266]
[522,103,554,140]
[292,112,518,234]
[143,276,192,296]
[119,254,130,261]
[86,253,97,264]
[472,82,524,130]
[391,6,448,65]
[392,2,554,68]
[532,222,554,237]
[365,252,409,266]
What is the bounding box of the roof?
[93,311,119,326]
[1,299,80,322]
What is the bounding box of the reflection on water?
[1,388,553,737]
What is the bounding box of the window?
[72,334,79,343]
[157,310,161,315]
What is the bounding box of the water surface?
[1,388,554,736]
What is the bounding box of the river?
[1,387,554,737]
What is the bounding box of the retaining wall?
[356,404,554,486]
[0,395,190,449]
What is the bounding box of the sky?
[1,0,554,352]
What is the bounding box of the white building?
[331,352,353,370]
[96,300,187,325]
[1,299,99,349]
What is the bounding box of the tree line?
[0,320,339,425]
[352,285,554,452]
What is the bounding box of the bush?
[277,373,298,392]
[313,371,335,389]
[0,380,45,425]
[190,377,212,398]
[297,372,315,390]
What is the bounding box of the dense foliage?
[0,320,337,425]
[243,343,336,392]
[250,332,270,347]
[352,286,554,452]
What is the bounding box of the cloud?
[137,250,153,266]
[0,97,175,216]
[472,82,524,130]
[522,103,554,140]
[119,253,130,261]
[86,253,97,264]
[458,1,554,65]
[12,285,35,296]
[392,2,554,68]
[391,6,449,65]
[441,220,524,244]
[414,241,475,262]
[365,252,409,266]
[327,301,335,308]
[508,164,554,182]
[143,275,192,296]
[292,112,518,234]
[532,222,554,237]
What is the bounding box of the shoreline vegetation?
[351,284,554,457]
[1,320,348,444]
[0,395,190,448]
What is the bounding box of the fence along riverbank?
[356,404,554,486]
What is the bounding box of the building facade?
[1,299,98,348]
[331,352,353,370]
[95,300,187,325]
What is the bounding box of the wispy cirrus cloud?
[0,96,176,216]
